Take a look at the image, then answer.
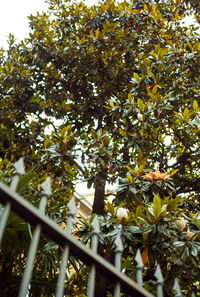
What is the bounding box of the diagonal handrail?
[0,180,154,297]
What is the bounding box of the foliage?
[0,0,200,296]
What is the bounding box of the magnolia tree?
[0,0,200,296]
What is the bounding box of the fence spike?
[173,278,182,297]
[135,249,143,288]
[154,264,164,297]
[67,196,76,217]
[41,177,52,196]
[114,233,123,253]
[14,157,25,175]
[10,158,25,191]
[154,264,164,284]
[135,249,144,269]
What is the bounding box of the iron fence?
[0,159,193,297]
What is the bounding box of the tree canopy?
[0,0,200,296]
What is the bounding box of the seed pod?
[176,217,186,232]
[137,113,144,122]
[187,229,191,240]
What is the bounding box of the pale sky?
[0,0,96,49]
[0,0,49,48]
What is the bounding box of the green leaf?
[119,128,127,137]
[185,41,193,51]
[167,197,182,212]
[105,202,115,215]
[153,195,162,219]
[174,241,185,247]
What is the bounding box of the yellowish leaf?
[133,72,140,82]
[152,85,157,94]
[193,100,198,112]
[169,169,179,177]
[135,205,142,218]
[148,92,157,102]
[162,94,170,101]
[137,98,145,111]
[183,107,189,118]
[128,93,132,104]
[95,28,100,38]
[119,129,127,137]
[193,41,200,51]
[153,195,162,219]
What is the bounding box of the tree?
[0,0,200,295]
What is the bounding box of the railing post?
[114,233,123,297]
[55,196,76,297]
[18,177,51,297]
[154,264,164,297]
[10,158,25,191]
[87,215,100,297]
[135,249,144,287]
[0,158,25,244]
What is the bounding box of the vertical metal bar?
[114,234,123,297]
[154,264,164,297]
[18,224,41,297]
[55,197,76,297]
[0,159,24,244]
[10,175,20,191]
[18,197,46,297]
[191,293,196,297]
[135,249,144,288]
[87,216,100,297]
[0,202,11,244]
[18,178,50,297]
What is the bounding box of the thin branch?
[34,112,58,133]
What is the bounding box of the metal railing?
[0,159,192,297]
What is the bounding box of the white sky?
[0,0,96,49]
[0,0,49,48]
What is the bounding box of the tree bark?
[93,179,106,215]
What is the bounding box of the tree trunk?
[92,179,106,215]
